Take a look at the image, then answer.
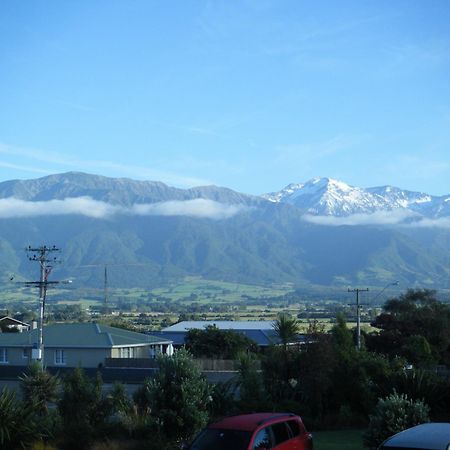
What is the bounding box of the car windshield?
[190,428,252,450]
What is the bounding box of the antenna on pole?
[348,287,369,350]
[24,245,61,366]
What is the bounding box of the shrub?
[58,369,110,449]
[134,348,212,444]
[364,392,430,449]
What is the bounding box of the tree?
[402,335,436,369]
[364,392,430,449]
[369,289,450,365]
[58,368,110,449]
[272,313,300,349]
[388,369,450,419]
[185,325,257,359]
[332,313,355,354]
[294,327,336,422]
[237,352,266,411]
[134,348,211,444]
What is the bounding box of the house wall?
[43,347,112,368]
[0,347,30,366]
[1,345,168,368]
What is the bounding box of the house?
[151,320,306,349]
[0,322,173,368]
[0,316,30,333]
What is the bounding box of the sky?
[0,0,449,196]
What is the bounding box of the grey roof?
[163,320,275,332]
[382,423,450,449]
[0,323,171,348]
[0,316,29,326]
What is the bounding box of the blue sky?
[0,0,449,195]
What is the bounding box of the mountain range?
[0,172,449,292]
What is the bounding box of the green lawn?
[313,429,365,450]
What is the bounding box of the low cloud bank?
[303,210,450,229]
[0,197,245,220]
[130,199,244,219]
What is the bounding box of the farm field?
[0,276,380,333]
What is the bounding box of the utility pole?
[25,245,61,366]
[104,264,108,304]
[348,287,369,350]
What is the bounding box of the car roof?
[382,423,450,449]
[209,413,298,432]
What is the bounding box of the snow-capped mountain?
[263,177,447,217]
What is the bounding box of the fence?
[104,357,261,372]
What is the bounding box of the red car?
[188,412,313,450]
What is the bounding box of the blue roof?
[163,320,275,332]
[151,328,306,347]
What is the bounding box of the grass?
[149,277,293,303]
[313,429,365,450]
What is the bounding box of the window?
[0,347,8,363]
[286,420,302,437]
[252,427,272,449]
[22,348,29,358]
[189,429,251,450]
[271,422,290,446]
[119,347,135,358]
[54,349,66,365]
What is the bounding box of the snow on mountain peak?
[262,178,443,218]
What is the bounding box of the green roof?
[0,323,171,348]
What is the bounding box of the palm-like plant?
[19,362,59,415]
[0,388,38,450]
[272,313,300,350]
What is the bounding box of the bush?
[364,392,430,449]
[133,348,212,444]
[58,369,110,449]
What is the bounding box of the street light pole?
[348,287,369,350]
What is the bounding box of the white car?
[379,423,450,450]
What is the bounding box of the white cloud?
[0,197,120,219]
[406,217,450,229]
[0,197,245,220]
[303,209,417,226]
[302,209,450,229]
[131,199,245,219]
